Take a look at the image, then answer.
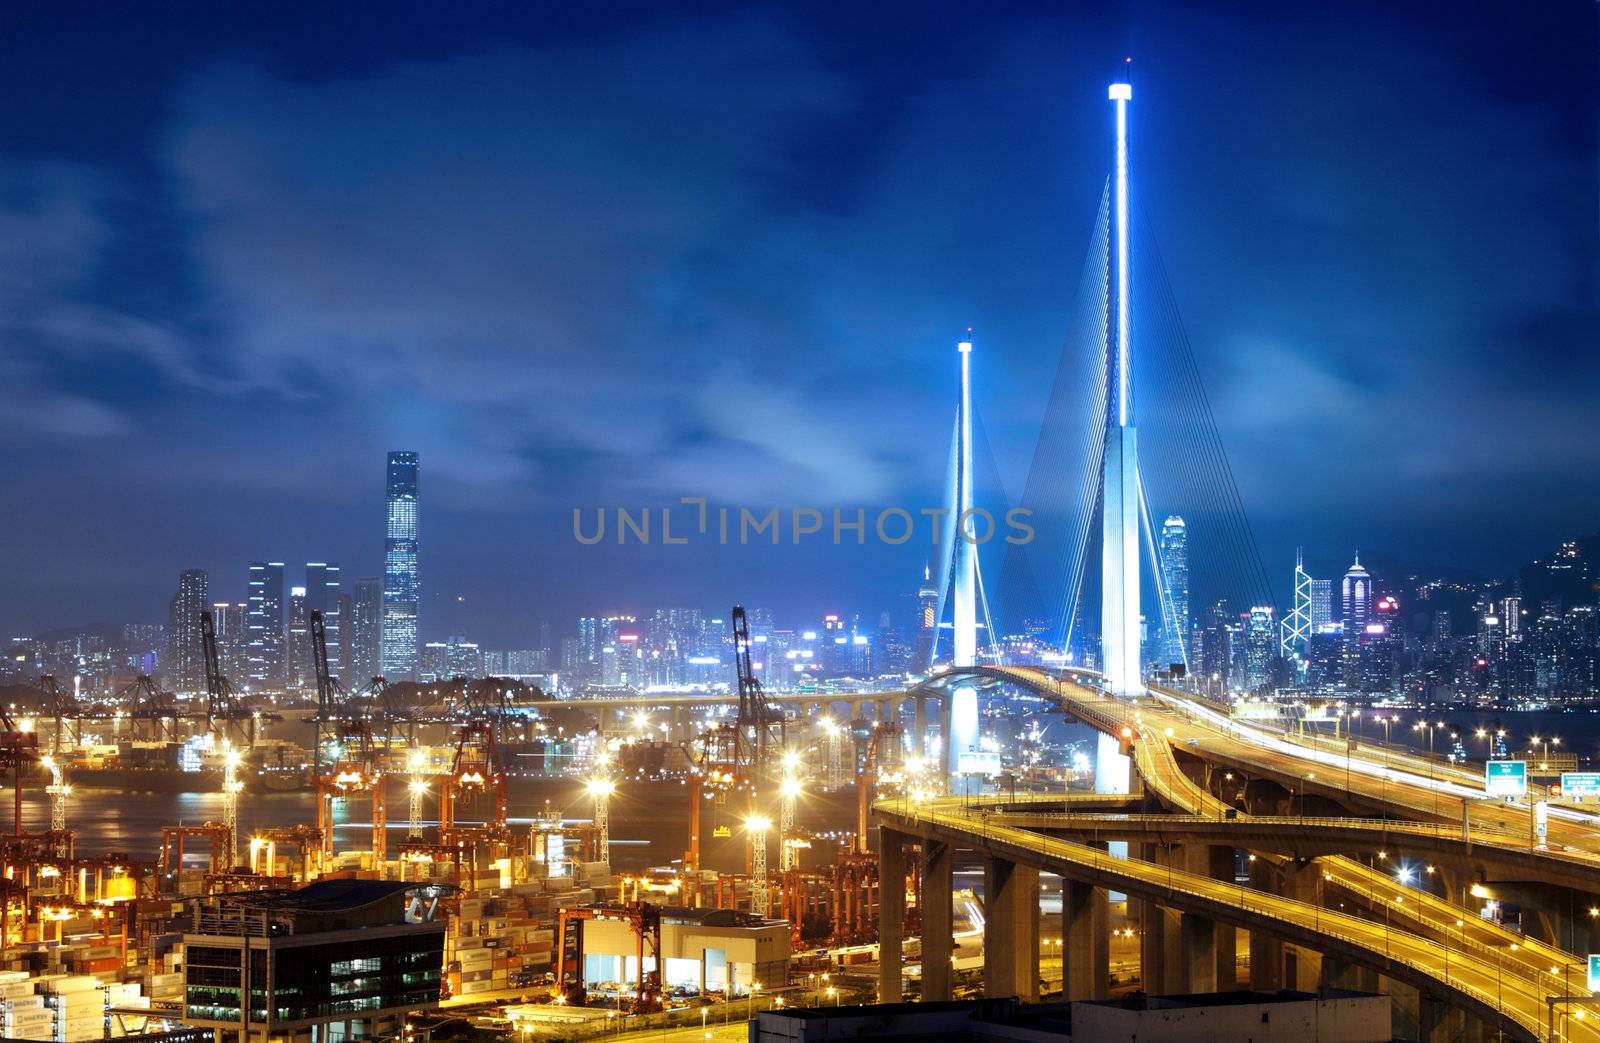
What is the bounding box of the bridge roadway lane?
[959,803,1590,993]
[875,796,1584,1043]
[945,666,1595,992]
[968,667,1600,889]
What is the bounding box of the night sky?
[2,2,1596,644]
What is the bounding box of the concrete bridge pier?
[1416,991,1480,1042]
[919,839,954,1001]
[1319,955,1378,993]
[1062,877,1109,1000]
[1173,845,1237,991]
[1179,912,1219,992]
[1136,844,1181,994]
[1247,857,1284,990]
[983,856,1040,1000]
[913,694,928,758]
[878,828,907,1002]
[1281,859,1326,990]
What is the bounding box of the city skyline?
[0,4,1595,640]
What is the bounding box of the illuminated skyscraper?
[380,451,420,681]
[305,562,344,678]
[211,601,249,681]
[1280,548,1313,660]
[1246,606,1276,691]
[1156,516,1189,668]
[169,568,209,694]
[351,577,382,680]
[286,586,310,689]
[246,561,286,687]
[914,565,938,671]
[1310,579,1334,630]
[1342,554,1372,631]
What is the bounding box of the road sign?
[1589,954,1600,994]
[958,751,1002,777]
[1564,773,1600,799]
[1485,759,1526,797]
[1535,800,1549,846]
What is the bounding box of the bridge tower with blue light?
[937,335,981,791]
[1101,72,1141,702]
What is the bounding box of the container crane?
[439,721,509,842]
[311,617,386,865]
[309,609,345,772]
[0,707,39,838]
[556,902,663,1012]
[201,610,254,746]
[731,605,784,781]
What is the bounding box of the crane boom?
[200,610,236,722]
[730,605,782,780]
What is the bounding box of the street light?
[747,816,772,916]
[407,779,429,839]
[587,776,615,869]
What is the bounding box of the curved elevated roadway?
[875,795,1580,1043]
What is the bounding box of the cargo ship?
[53,737,313,793]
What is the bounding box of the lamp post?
[587,776,615,870]
[747,816,772,917]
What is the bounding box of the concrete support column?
[877,828,906,1003]
[1062,878,1109,1000]
[1205,846,1238,988]
[880,699,895,724]
[1179,912,1218,993]
[1137,844,1181,995]
[920,840,953,1001]
[1171,845,1235,991]
[914,695,928,758]
[983,856,1040,1000]
[1418,992,1439,1043]
[1247,857,1284,990]
[1282,860,1326,990]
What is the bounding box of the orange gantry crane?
[315,722,387,863]
[557,902,663,1012]
[310,610,387,864]
[438,720,512,872]
[439,721,508,838]
[0,705,39,837]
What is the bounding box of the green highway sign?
[1485,760,1526,797]
[1563,773,1600,798]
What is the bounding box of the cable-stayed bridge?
[866,73,1600,1042]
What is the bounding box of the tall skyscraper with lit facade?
[1342,554,1372,631]
[286,586,311,689]
[914,565,938,671]
[246,561,286,687]
[305,562,345,678]
[169,568,209,693]
[352,577,382,681]
[1157,516,1189,668]
[380,452,420,680]
[1310,579,1334,630]
[211,601,249,681]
